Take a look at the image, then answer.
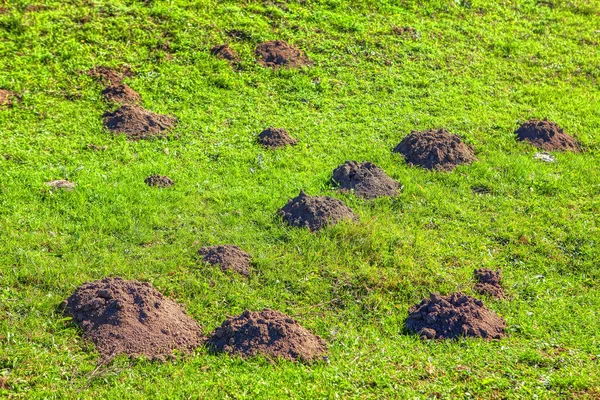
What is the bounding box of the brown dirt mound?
[406,292,506,340]
[207,309,327,362]
[0,89,17,107]
[210,44,240,63]
[102,84,141,105]
[515,119,580,152]
[332,161,399,199]
[258,127,298,149]
[64,277,203,361]
[197,245,251,276]
[103,105,176,140]
[86,66,134,85]
[393,129,476,171]
[255,40,309,68]
[278,190,357,231]
[474,268,505,299]
[144,175,174,188]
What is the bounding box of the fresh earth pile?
[258,127,298,149]
[197,245,251,276]
[0,89,16,107]
[102,84,141,105]
[473,268,505,299]
[255,40,309,68]
[210,44,239,63]
[405,292,506,340]
[207,309,327,362]
[103,105,176,140]
[278,190,357,231]
[394,129,476,171]
[144,175,174,188]
[86,66,133,85]
[332,161,399,199]
[64,277,203,360]
[515,119,580,152]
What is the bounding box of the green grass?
[1,0,599,398]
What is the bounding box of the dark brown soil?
[144,175,174,188]
[197,245,251,276]
[0,89,16,107]
[210,44,240,63]
[102,84,141,105]
[332,161,399,199]
[278,190,357,231]
[86,66,134,85]
[258,127,298,149]
[515,119,580,152]
[474,268,505,299]
[103,105,176,140]
[392,26,419,39]
[64,277,203,361]
[394,129,476,171]
[207,309,327,362]
[255,40,309,68]
[405,292,506,340]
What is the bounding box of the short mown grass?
[1,0,599,398]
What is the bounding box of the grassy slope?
[1,0,599,398]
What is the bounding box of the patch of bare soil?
[197,245,251,276]
[278,190,357,231]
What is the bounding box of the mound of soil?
[102,84,141,105]
[474,269,504,299]
[64,277,203,361]
[103,105,176,140]
[45,180,76,190]
[258,127,298,149]
[144,175,174,188]
[197,245,251,276]
[278,190,357,231]
[210,44,239,63]
[393,129,476,171]
[406,292,506,340]
[515,119,580,152]
[332,161,399,199]
[0,89,16,107]
[392,26,419,39]
[255,40,309,68]
[86,66,133,85]
[207,309,327,362]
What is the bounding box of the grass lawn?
[1,0,599,398]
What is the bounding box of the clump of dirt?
[207,309,327,362]
[405,292,506,340]
[332,161,399,199]
[103,105,176,140]
[210,44,240,63]
[86,66,134,85]
[278,190,357,231]
[392,26,419,39]
[197,245,251,276]
[255,40,309,68]
[515,119,580,152]
[45,180,76,190]
[0,89,17,107]
[102,84,141,105]
[64,277,203,361]
[393,129,476,171]
[144,175,174,188]
[258,127,298,149]
[474,269,505,299]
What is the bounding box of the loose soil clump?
[64,277,203,361]
[279,190,357,231]
[144,175,174,188]
[394,129,476,171]
[255,40,309,68]
[332,161,399,199]
[474,268,505,299]
[45,180,76,190]
[103,105,176,140]
[0,89,17,107]
[406,292,506,340]
[102,84,141,105]
[207,309,327,362]
[210,44,240,63]
[197,245,251,276]
[515,119,580,152]
[258,127,298,149]
[86,66,134,85]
